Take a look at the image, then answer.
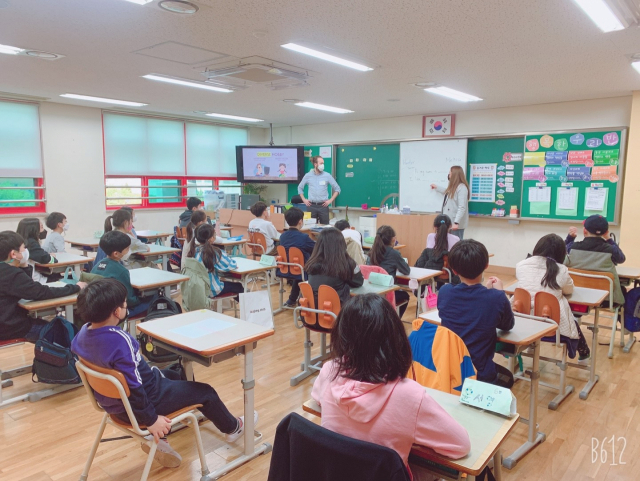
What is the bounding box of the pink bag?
[423,285,438,311]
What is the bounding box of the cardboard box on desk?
[459,379,517,417]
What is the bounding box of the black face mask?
[39,230,47,240]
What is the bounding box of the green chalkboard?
[467,137,524,217]
[521,130,624,222]
[335,144,400,208]
[287,145,333,202]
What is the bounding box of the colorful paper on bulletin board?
[523,167,545,180]
[555,187,578,217]
[593,150,619,165]
[584,187,609,216]
[544,165,567,181]
[591,165,618,182]
[524,152,546,166]
[568,150,593,163]
[566,166,591,181]
[469,163,497,203]
[545,151,568,165]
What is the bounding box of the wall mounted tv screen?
[235,146,305,184]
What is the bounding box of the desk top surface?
[36,252,88,267]
[504,282,608,307]
[419,310,557,346]
[137,309,274,357]
[396,267,443,281]
[303,384,519,476]
[616,266,640,280]
[231,257,275,274]
[129,267,189,289]
[19,282,78,310]
[215,238,248,246]
[350,279,399,296]
[65,237,100,247]
[136,230,172,238]
[134,244,180,256]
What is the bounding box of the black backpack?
[32,316,81,385]
[137,293,183,363]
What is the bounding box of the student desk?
[300,224,331,240]
[129,267,188,297]
[396,267,443,316]
[135,230,172,245]
[303,385,520,481]
[223,257,277,312]
[136,309,274,480]
[35,252,88,277]
[350,279,399,297]
[616,266,640,287]
[214,238,248,255]
[132,244,179,270]
[65,237,100,257]
[362,242,406,251]
[420,310,556,470]
[504,282,608,401]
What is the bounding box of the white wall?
[0,103,268,245]
[272,96,632,268]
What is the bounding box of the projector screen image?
[236,146,304,183]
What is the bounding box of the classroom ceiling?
[1,0,640,128]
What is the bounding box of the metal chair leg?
[79,414,108,481]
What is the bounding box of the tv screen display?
[236,146,304,183]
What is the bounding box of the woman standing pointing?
[430,166,469,239]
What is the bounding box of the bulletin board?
[520,130,625,222]
[335,143,400,208]
[287,145,333,202]
[466,137,524,217]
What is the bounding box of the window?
[0,100,45,213]
[218,180,242,197]
[103,113,248,209]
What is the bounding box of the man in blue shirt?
[298,156,341,225]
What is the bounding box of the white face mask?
[133,215,138,223]
[63,223,70,232]
[19,248,29,266]
[317,164,325,172]
[121,250,132,262]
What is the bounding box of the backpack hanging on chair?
[32,316,81,384]
[137,293,183,363]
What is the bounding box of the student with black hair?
[438,239,515,388]
[91,230,152,317]
[311,294,470,479]
[180,209,208,270]
[516,233,590,362]
[248,201,280,255]
[42,212,68,254]
[16,217,57,283]
[0,231,86,341]
[278,207,315,307]
[100,208,151,269]
[179,197,204,228]
[366,225,411,316]
[415,214,460,284]
[335,219,362,245]
[306,227,363,305]
[71,278,255,469]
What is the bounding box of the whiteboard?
[399,139,468,213]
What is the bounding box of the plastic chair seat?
[110,404,203,429]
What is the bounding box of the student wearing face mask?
[91,230,152,317]
[430,166,470,240]
[16,217,57,283]
[297,156,341,225]
[43,212,69,254]
[97,209,152,269]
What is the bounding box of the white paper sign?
[585,187,606,211]
[460,379,517,417]
[557,187,578,210]
[528,186,551,203]
[319,146,332,158]
[239,290,274,328]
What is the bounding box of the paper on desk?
[460,379,517,417]
[169,318,234,338]
[585,187,607,212]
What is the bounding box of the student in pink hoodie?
[311,294,470,479]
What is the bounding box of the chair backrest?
[534,292,561,325]
[512,288,532,314]
[276,245,289,274]
[359,265,396,308]
[298,282,317,327]
[436,254,451,281]
[247,231,267,257]
[288,247,304,275]
[176,226,188,240]
[318,285,341,330]
[568,268,614,293]
[76,357,130,398]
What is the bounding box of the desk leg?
[202,342,272,480]
[182,359,194,382]
[65,305,74,324]
[493,449,503,481]
[580,307,600,400]
[162,254,168,271]
[73,265,81,277]
[503,340,545,469]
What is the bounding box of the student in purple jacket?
[71,278,257,468]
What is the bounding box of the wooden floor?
[2,271,640,481]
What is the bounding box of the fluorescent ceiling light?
[281,43,373,71]
[0,43,25,55]
[294,102,354,114]
[122,0,154,5]
[143,74,232,93]
[424,86,482,102]
[205,113,263,122]
[573,0,625,32]
[60,94,147,107]
[632,61,640,74]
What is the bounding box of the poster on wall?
[470,163,497,202]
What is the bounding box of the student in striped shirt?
[186,224,244,299]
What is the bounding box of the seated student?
[120,206,139,238]
[565,215,626,306]
[187,224,244,299]
[179,197,204,228]
[335,219,366,265]
[516,234,590,362]
[180,210,207,270]
[100,209,152,270]
[91,231,152,318]
[71,278,255,468]
[366,225,411,317]
[335,219,362,245]
[17,217,57,284]
[42,212,68,254]
[278,207,316,307]
[438,239,515,388]
[0,231,86,341]
[305,227,364,306]
[415,215,461,291]
[311,294,470,479]
[248,201,280,255]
